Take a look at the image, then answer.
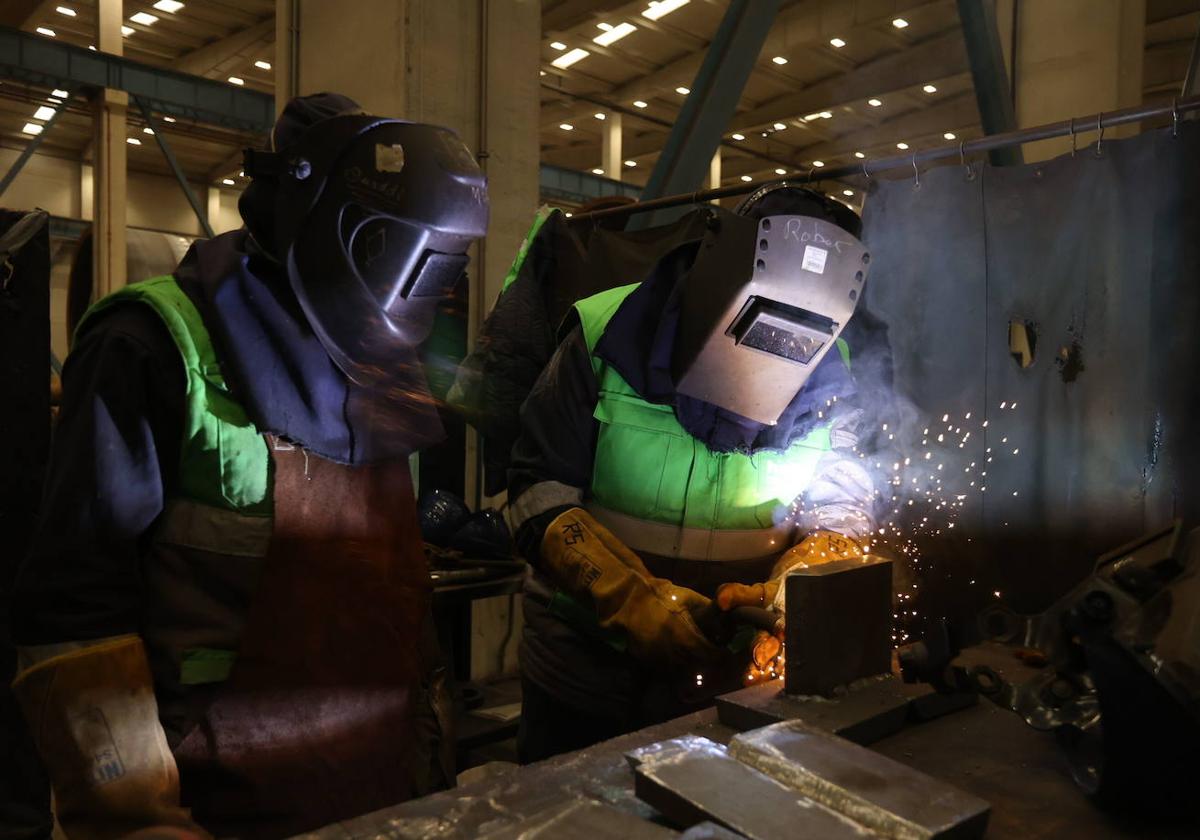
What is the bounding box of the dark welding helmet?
[243,109,488,384]
[672,184,869,425]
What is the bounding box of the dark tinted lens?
[403,251,468,300]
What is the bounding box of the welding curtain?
[861,122,1200,614]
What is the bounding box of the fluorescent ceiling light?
[774,168,786,175]
[88,44,96,49]
[923,84,937,93]
[222,178,235,186]
[896,142,909,149]
[594,22,636,46]
[129,11,158,25]
[163,116,176,122]
[676,86,690,95]
[624,159,637,167]
[48,97,62,104]
[127,137,141,145]
[22,123,43,135]
[239,170,244,176]
[550,41,567,50]
[565,212,573,218]
[643,0,689,21]
[812,160,825,167]
[803,113,821,121]
[255,60,272,70]
[228,76,245,85]
[843,189,854,196]
[893,18,909,28]
[829,37,846,48]
[143,126,154,135]
[819,111,832,119]
[153,0,185,12]
[592,168,604,174]
[868,98,882,107]
[633,100,648,108]
[854,151,865,159]
[539,70,546,76]
[772,56,788,65]
[121,25,134,36]
[36,27,55,36]
[730,133,745,140]
[594,112,606,120]
[944,131,957,140]
[559,123,574,131]
[33,106,56,121]
[52,89,69,98]
[740,175,752,182]
[551,48,590,69]
[56,6,76,16]
[773,122,786,130]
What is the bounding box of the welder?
[9,93,488,838]
[508,185,886,761]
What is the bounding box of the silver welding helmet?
[243,112,489,385]
[672,185,869,425]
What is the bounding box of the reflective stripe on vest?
[573,283,835,562]
[77,276,271,516]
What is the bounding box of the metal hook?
[1068,117,1076,157]
[1095,114,1104,157]
[1172,97,1180,138]
[912,154,920,189]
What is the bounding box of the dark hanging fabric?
[862,122,1200,616]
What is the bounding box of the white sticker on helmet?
[375,143,405,173]
[802,244,828,274]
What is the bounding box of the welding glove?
[12,635,209,840]
[716,530,865,669]
[541,508,722,667]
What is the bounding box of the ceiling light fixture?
[773,122,786,130]
[52,89,69,98]
[868,98,882,107]
[143,127,154,135]
[121,25,134,36]
[594,22,636,46]
[129,11,158,25]
[550,41,567,50]
[127,137,141,145]
[163,116,176,123]
[594,112,606,120]
[153,0,185,12]
[22,123,43,135]
[676,86,690,95]
[812,160,825,167]
[854,151,865,159]
[559,123,574,131]
[843,189,854,196]
[730,133,745,141]
[36,27,56,37]
[55,6,76,16]
[33,106,56,121]
[740,175,753,182]
[804,113,821,121]
[892,17,909,28]
[772,56,788,65]
[592,168,605,175]
[624,159,637,167]
[775,168,786,175]
[943,131,956,140]
[633,100,648,108]
[896,142,909,150]
[222,178,235,186]
[552,48,590,69]
[923,84,937,93]
[819,111,832,119]
[829,37,846,48]
[255,60,272,70]
[642,0,689,21]
[228,76,245,86]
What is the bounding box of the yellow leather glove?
[541,508,721,667]
[716,530,865,668]
[12,635,209,840]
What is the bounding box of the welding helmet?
[672,184,869,425]
[242,97,489,385]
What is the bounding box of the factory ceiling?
[0,0,1196,196]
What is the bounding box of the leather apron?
[174,438,452,838]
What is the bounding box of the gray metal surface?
[630,0,778,229]
[477,799,678,839]
[729,720,990,840]
[956,0,1022,166]
[784,556,892,696]
[631,736,872,839]
[0,25,274,132]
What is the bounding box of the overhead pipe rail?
[573,94,1200,222]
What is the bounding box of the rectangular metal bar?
[729,720,991,840]
[784,556,893,696]
[954,0,1022,166]
[0,25,273,133]
[630,0,779,229]
[478,799,677,839]
[630,736,870,839]
[134,96,214,238]
[0,91,74,198]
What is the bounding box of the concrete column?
[603,111,623,181]
[709,148,721,189]
[207,185,222,229]
[92,0,126,299]
[1008,0,1145,161]
[274,0,296,117]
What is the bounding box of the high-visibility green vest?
[78,276,272,516]
[574,284,834,558]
